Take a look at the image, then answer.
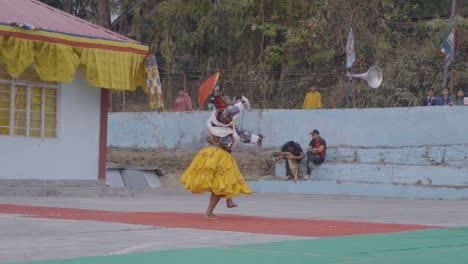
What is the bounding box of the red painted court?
[0,204,440,237]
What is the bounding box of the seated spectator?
[437,88,451,106]
[451,89,465,106]
[422,88,437,106]
[274,141,305,181]
[171,89,192,111]
[303,81,322,109]
[306,129,326,179]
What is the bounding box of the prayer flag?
[346,28,355,68]
[441,23,455,62]
[144,54,164,111]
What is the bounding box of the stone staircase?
[262,144,468,199]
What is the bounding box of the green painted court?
[13,227,468,264]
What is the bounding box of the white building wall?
[0,69,101,180]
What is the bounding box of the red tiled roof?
[0,0,138,43]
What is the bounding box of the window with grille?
[0,69,59,138]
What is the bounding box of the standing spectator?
[422,88,437,106]
[451,89,465,106]
[437,88,451,106]
[207,94,216,110]
[171,89,192,111]
[306,129,326,179]
[275,141,305,181]
[303,81,322,109]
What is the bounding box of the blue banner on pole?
[346,28,355,68]
[441,23,455,62]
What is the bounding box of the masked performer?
[180,101,263,219]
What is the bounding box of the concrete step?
[0,186,133,197]
[247,180,468,200]
[0,180,105,188]
[274,162,468,187]
[325,145,468,167]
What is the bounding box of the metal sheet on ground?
[105,169,125,188]
[121,170,149,189]
[142,171,161,188]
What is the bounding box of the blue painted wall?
[108,111,210,149]
[108,106,468,199]
[109,106,468,149]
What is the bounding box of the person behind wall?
[437,88,451,106]
[306,129,326,179]
[207,95,216,110]
[179,101,263,220]
[422,88,437,106]
[303,80,322,109]
[451,89,465,106]
[274,141,305,181]
[171,89,192,111]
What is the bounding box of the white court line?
[106,236,218,255]
[106,228,315,256]
[108,242,165,255]
[0,214,24,218]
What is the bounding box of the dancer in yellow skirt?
[180,101,263,219]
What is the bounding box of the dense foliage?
[41,0,467,108]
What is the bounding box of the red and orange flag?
[198,71,220,109]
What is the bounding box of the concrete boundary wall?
[109,107,468,149]
[108,107,468,199]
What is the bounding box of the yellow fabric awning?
[0,24,148,91]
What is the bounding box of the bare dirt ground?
[107,147,279,188]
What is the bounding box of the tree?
[38,0,468,109]
[63,0,72,13]
[96,0,111,28]
[38,0,96,21]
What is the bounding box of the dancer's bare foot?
[205,193,221,220]
[204,213,219,220]
[226,199,238,208]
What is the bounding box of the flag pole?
[346,28,356,108]
[442,60,450,88]
[449,0,456,97]
[351,65,356,108]
[450,64,455,97]
[443,0,457,93]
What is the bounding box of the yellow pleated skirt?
[179,146,252,198]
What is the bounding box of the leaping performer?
[179,100,263,220]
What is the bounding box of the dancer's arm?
[236,128,263,145]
